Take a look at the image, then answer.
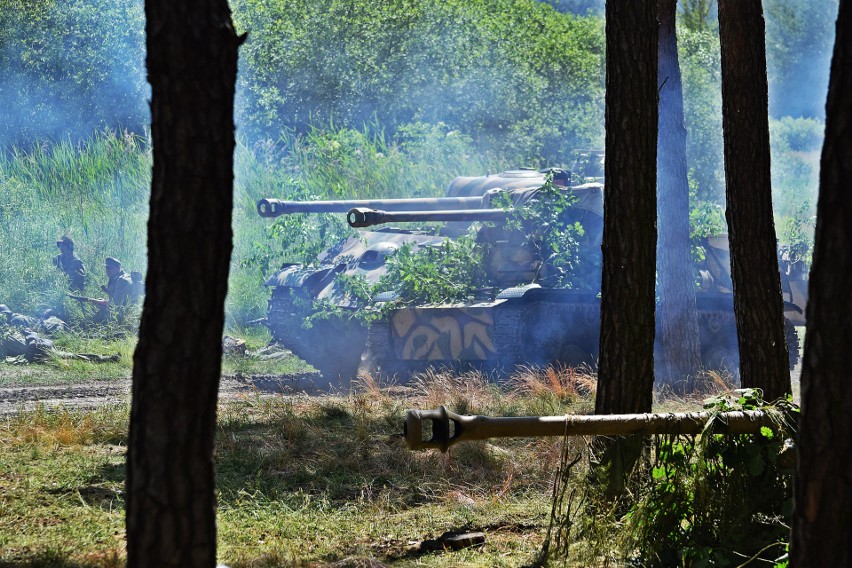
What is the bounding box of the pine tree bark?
[595,0,658,415]
[716,0,791,401]
[126,2,243,566]
[792,1,852,563]
[656,0,702,392]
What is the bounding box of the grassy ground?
[0,333,796,567]
[0,368,601,567]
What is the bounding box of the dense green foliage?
[0,124,509,323]
[233,0,605,163]
[765,0,839,118]
[0,0,607,163]
[0,131,149,314]
[545,389,797,566]
[0,0,146,147]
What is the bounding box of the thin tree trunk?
[717,0,791,401]
[656,0,702,392]
[595,0,658,415]
[792,1,852,564]
[126,2,242,566]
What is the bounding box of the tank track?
[785,318,801,369]
[267,287,367,388]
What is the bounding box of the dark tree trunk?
[126,2,242,567]
[716,0,791,401]
[595,0,658,415]
[656,0,702,392]
[792,1,852,564]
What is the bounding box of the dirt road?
[0,373,326,416]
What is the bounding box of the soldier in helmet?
[91,257,135,323]
[103,257,134,306]
[53,236,86,292]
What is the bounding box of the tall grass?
[0,130,150,314]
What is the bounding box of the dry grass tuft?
[655,369,740,411]
[507,364,597,405]
[409,368,501,414]
[0,404,127,449]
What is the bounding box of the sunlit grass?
[0,367,608,567]
[0,362,782,567]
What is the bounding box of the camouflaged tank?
[255,169,557,387]
[258,168,807,387]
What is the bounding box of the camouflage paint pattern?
[391,304,505,361]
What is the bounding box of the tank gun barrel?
[257,196,488,218]
[404,406,785,451]
[347,207,509,228]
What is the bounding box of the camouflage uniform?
[0,305,66,335]
[105,269,135,307]
[1,326,30,358]
[5,311,39,330]
[95,257,136,324]
[0,324,117,363]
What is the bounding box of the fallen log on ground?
[404,405,789,451]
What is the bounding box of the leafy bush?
[0,0,147,147]
[626,390,796,566]
[544,389,797,566]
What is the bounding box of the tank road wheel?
[361,319,436,385]
[698,309,739,376]
[701,342,740,376]
[300,318,367,390]
[517,302,599,371]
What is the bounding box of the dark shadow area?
[0,551,119,568]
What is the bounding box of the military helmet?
[56,235,75,250]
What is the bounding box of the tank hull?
[360,288,800,383]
